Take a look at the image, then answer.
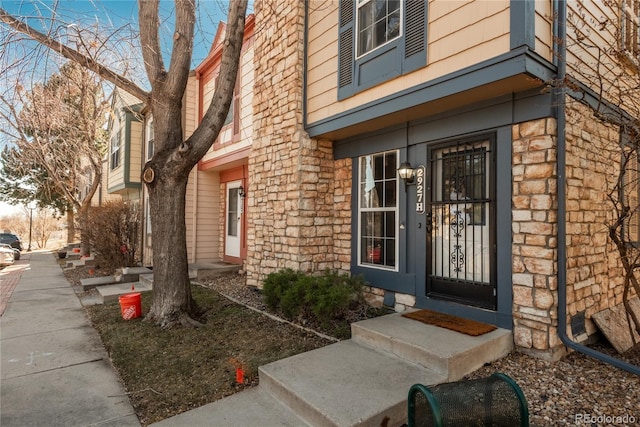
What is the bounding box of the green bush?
[263,269,366,328]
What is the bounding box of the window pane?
[357,0,402,56]
[385,238,395,267]
[385,180,396,207]
[228,188,238,236]
[374,154,384,180]
[384,151,397,179]
[358,150,398,270]
[385,211,395,238]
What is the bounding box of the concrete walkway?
[0,251,140,427]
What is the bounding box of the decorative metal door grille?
[428,139,495,309]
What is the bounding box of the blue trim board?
[307,47,556,139]
[510,0,536,50]
[335,89,554,159]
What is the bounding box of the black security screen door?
[427,138,496,310]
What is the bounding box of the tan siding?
[200,40,254,164]
[129,121,143,184]
[535,0,554,62]
[185,168,221,263]
[195,171,221,262]
[183,74,198,139]
[306,0,512,125]
[185,168,197,262]
[565,0,633,106]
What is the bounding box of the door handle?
[425,211,433,233]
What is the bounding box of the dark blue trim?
[308,47,555,139]
[510,0,536,50]
[495,126,513,326]
[335,89,554,159]
[344,122,529,328]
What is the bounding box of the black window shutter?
[404,0,427,73]
[338,0,355,99]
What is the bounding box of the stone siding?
[564,103,625,333]
[246,1,351,287]
[512,105,628,358]
[512,117,561,358]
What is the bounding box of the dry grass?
[84,284,330,425]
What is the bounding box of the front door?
[427,138,496,309]
[225,181,243,259]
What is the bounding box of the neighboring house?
[141,15,256,267]
[243,0,640,361]
[106,88,144,203]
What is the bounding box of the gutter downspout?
[556,0,640,375]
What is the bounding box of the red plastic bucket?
[119,292,142,320]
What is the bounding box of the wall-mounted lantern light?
[397,161,416,185]
[238,185,246,198]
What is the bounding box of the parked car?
[0,243,15,267]
[0,233,22,251]
[2,244,21,260]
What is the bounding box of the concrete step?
[116,267,153,283]
[259,339,446,427]
[65,255,96,269]
[149,312,514,427]
[190,262,241,280]
[97,282,152,303]
[351,311,513,381]
[80,275,117,291]
[136,270,196,289]
[149,387,310,427]
[139,273,154,288]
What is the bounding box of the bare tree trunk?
[78,206,90,256]
[144,172,198,327]
[66,208,75,244]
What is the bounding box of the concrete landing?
[149,311,512,427]
[97,282,152,303]
[190,262,241,280]
[351,312,513,381]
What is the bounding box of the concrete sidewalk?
[0,251,140,427]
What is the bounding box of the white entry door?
[225,181,243,258]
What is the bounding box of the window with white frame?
[621,0,640,62]
[338,0,426,99]
[110,132,121,170]
[358,151,398,270]
[356,0,401,58]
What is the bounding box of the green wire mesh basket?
[408,373,529,427]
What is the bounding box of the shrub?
[86,201,141,268]
[263,269,366,329]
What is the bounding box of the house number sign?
[416,165,426,214]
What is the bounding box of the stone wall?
[512,117,562,359]
[564,103,625,333]
[512,105,628,359]
[246,1,350,287]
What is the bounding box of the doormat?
[402,309,497,336]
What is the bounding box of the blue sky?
[0,0,241,68]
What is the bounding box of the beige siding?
[200,41,254,164]
[307,0,515,124]
[565,0,635,107]
[185,169,221,263]
[128,121,143,184]
[535,0,554,62]
[183,74,198,139]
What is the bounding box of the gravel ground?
[202,273,640,427]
